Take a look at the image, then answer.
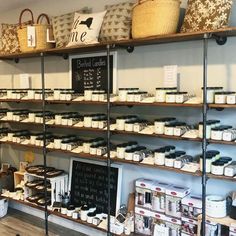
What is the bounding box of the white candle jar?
[83,141,92,153]
[135,92,147,103]
[118,88,129,102]
[84,116,93,128]
[125,149,134,161]
[227,94,236,105]
[125,121,134,132]
[211,128,223,141]
[80,206,89,221]
[27,90,36,99]
[154,149,166,165]
[206,195,226,218]
[117,144,128,159]
[165,155,175,167]
[164,125,175,136]
[211,161,225,175]
[165,92,176,103]
[175,92,188,103]
[154,120,165,134]
[215,92,227,104]
[198,122,211,139]
[200,154,213,173]
[53,89,62,100]
[201,87,223,104]
[84,90,93,101]
[91,92,100,102]
[116,117,126,131]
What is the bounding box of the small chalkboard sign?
[70,52,117,93]
[69,158,122,216]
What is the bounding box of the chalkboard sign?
[70,52,117,93]
[69,159,122,216]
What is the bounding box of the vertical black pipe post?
[40,52,48,236]
[106,45,111,236]
[201,33,209,236]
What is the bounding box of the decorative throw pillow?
[99,1,134,42]
[1,23,20,54]
[67,11,106,47]
[181,0,233,33]
[52,8,92,48]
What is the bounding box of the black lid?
[87,211,96,217]
[165,145,176,150]
[220,157,232,162]
[81,205,89,211]
[175,151,186,157]
[212,161,224,166]
[166,154,176,159]
[201,87,223,90]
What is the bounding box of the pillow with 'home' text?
[67,11,106,47]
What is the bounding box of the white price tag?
[27,26,36,47]
[164,65,178,88]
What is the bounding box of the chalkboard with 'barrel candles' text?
[70,52,117,93]
[69,159,122,216]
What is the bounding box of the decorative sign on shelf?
[69,158,122,216]
[69,52,117,93]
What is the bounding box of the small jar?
[125,149,135,161]
[134,92,148,103]
[84,90,93,101]
[215,92,234,104]
[224,162,236,177]
[98,120,107,129]
[127,92,136,102]
[206,150,220,161]
[211,161,225,175]
[92,217,101,226]
[227,93,236,105]
[133,147,148,162]
[125,121,135,132]
[200,154,213,173]
[87,211,96,224]
[133,120,148,133]
[92,118,100,129]
[83,140,93,153]
[154,148,166,165]
[198,121,212,139]
[80,205,89,221]
[165,154,176,167]
[116,144,128,159]
[201,87,223,103]
[175,92,188,103]
[154,118,176,135]
[164,124,175,136]
[119,88,129,102]
[174,123,188,136]
[54,138,62,149]
[165,146,176,154]
[165,92,177,103]
[53,89,63,100]
[72,212,79,219]
[223,129,236,142]
[67,205,75,217]
[90,144,99,155]
[91,92,100,102]
[84,115,93,128]
[211,127,224,141]
[116,116,126,131]
[174,155,193,169]
[98,91,106,102]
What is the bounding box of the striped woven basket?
[132,0,181,39]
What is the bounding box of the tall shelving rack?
[0,28,236,236]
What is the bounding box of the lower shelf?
[5,197,136,236]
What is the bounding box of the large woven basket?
[17,9,54,52]
[132,0,181,39]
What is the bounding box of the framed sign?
[69,52,117,93]
[69,158,122,216]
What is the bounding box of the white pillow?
[67,11,106,46]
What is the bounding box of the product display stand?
[40,52,49,236]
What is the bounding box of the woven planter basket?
[17,9,54,52]
[132,0,181,39]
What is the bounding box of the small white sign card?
[20,74,30,89]
[163,65,178,88]
[27,26,36,47]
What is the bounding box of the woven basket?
[132,0,181,39]
[17,9,54,52]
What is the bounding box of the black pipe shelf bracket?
[212,34,228,45]
[14,58,19,63]
[115,44,135,53]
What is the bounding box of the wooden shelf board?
[198,214,236,227]
[113,102,203,107]
[1,27,236,59]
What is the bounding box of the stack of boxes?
[135,178,202,236]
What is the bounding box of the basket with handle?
[17,9,54,52]
[132,0,181,39]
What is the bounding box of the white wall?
[1,0,236,235]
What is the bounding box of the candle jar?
[165,146,176,154]
[133,120,148,133]
[227,93,236,105]
[206,150,220,161]
[166,92,177,103]
[198,121,212,139]
[224,161,236,177]
[135,92,148,103]
[117,143,128,159]
[91,92,100,102]
[211,161,225,175]
[154,148,166,165]
[84,90,93,101]
[164,124,175,136]
[91,118,100,129]
[83,140,93,153]
[174,155,193,169]
[125,121,135,132]
[133,147,148,162]
[165,154,176,167]
[80,205,90,221]
[174,123,188,136]
[84,115,93,128]
[125,149,135,161]
[223,129,236,142]
[175,92,188,103]
[119,88,129,102]
[127,92,136,102]
[116,116,126,131]
[154,118,176,134]
[98,91,106,102]
[53,89,63,100]
[200,154,213,173]
[211,127,224,141]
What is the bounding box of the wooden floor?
[0,208,87,236]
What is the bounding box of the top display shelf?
[0,27,236,60]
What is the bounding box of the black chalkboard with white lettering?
[70,160,120,215]
[71,55,113,93]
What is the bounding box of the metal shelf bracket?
[213,35,227,45]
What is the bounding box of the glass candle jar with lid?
[164,123,176,136]
[211,125,232,141]
[223,128,236,142]
[227,93,236,104]
[200,154,214,173]
[116,143,129,159]
[206,150,220,161]
[166,92,178,103]
[198,121,213,139]
[133,147,148,162]
[154,148,166,165]
[134,92,148,102]
[211,161,225,175]
[201,87,223,103]
[84,89,94,101]
[175,92,188,103]
[127,92,136,102]
[165,154,176,167]
[92,90,105,102]
[133,119,148,133]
